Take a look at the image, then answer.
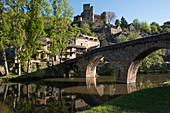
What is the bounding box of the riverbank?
[77,86,170,113]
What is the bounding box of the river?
[0,74,170,113]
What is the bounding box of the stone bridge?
[65,32,170,83]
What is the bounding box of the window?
[90,38,93,40]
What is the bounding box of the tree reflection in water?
[0,74,169,113]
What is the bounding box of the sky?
[67,0,170,26]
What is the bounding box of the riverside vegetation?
[77,86,170,113]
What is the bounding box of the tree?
[5,0,27,76]
[23,0,51,74]
[80,23,91,35]
[151,25,158,34]
[0,1,11,75]
[120,16,128,30]
[107,12,116,24]
[140,21,151,34]
[127,32,140,41]
[115,19,120,26]
[163,21,170,28]
[150,22,159,27]
[139,50,164,73]
[150,22,159,34]
[163,27,170,32]
[133,19,141,31]
[116,35,127,43]
[49,0,78,75]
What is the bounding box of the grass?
[77,86,170,113]
[162,80,170,85]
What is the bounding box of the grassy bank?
[77,86,170,113]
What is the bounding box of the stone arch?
[127,43,170,83]
[86,55,104,77]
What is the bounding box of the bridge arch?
[66,32,170,83]
[127,43,170,83]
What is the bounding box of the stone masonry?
[65,32,170,83]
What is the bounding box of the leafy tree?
[80,23,91,35]
[139,50,164,73]
[127,32,140,41]
[115,19,120,26]
[49,0,78,75]
[23,0,51,74]
[151,25,158,34]
[163,27,170,32]
[133,19,141,31]
[140,21,151,34]
[163,21,170,28]
[116,35,127,43]
[150,22,159,34]
[150,22,159,27]
[5,0,27,76]
[0,1,11,75]
[107,12,116,24]
[120,16,128,30]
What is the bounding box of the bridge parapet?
[65,32,170,83]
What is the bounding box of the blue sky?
[67,0,170,25]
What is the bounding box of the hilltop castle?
[74,4,108,24]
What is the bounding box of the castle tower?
[81,4,94,22]
[101,12,108,24]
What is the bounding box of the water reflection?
[0,74,170,113]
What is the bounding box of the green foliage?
[140,21,151,34]
[139,50,164,73]
[78,87,170,113]
[116,34,127,43]
[97,63,115,76]
[115,19,120,26]
[163,27,170,32]
[120,16,128,29]
[49,0,79,67]
[151,25,158,34]
[163,21,170,28]
[127,31,140,41]
[133,19,141,30]
[16,98,36,113]
[46,99,68,113]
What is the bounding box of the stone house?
[128,23,135,31]
[110,25,122,35]
[61,33,100,61]
[0,33,100,63]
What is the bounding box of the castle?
[74,4,108,24]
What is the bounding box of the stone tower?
[101,12,108,24]
[81,4,94,22]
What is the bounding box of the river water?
[0,74,170,113]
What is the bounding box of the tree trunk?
[27,84,31,100]
[2,49,9,76]
[1,85,9,110]
[17,62,21,76]
[52,56,54,76]
[27,60,31,74]
[58,51,63,76]
[16,84,20,104]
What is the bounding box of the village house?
[61,33,100,61]
[0,33,100,63]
